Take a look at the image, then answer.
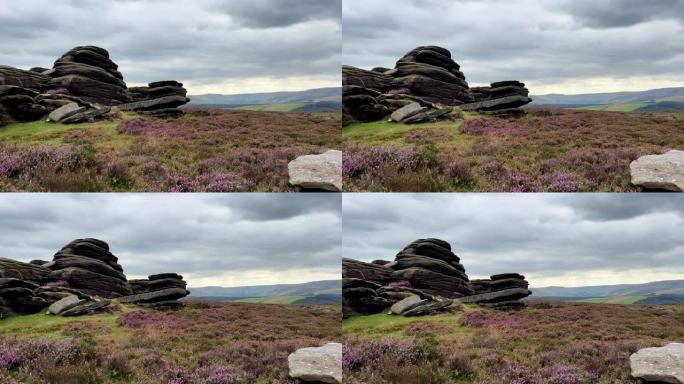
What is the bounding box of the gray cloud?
[343,0,684,93]
[0,194,341,286]
[563,0,684,28]
[343,194,684,287]
[215,0,340,28]
[0,0,341,93]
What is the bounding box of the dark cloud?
[0,194,341,286]
[216,0,340,28]
[563,0,684,28]
[0,0,341,93]
[343,194,684,286]
[343,0,684,93]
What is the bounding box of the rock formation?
[122,273,189,309]
[461,273,532,310]
[630,343,684,383]
[45,239,131,298]
[461,81,532,117]
[121,80,190,117]
[288,342,342,384]
[630,150,684,192]
[342,238,532,317]
[0,238,188,318]
[288,150,342,192]
[44,46,131,105]
[342,45,533,125]
[0,45,188,125]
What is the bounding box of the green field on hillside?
[234,295,306,304]
[576,295,648,304]
[229,103,306,112]
[574,103,647,112]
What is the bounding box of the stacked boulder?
[44,46,131,105]
[461,81,532,117]
[44,239,132,298]
[389,239,472,299]
[0,45,188,125]
[0,238,189,317]
[342,45,533,125]
[388,46,473,106]
[122,80,190,117]
[460,273,532,310]
[342,239,470,318]
[122,273,189,309]
[342,238,533,317]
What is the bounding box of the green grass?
[0,110,139,147]
[229,103,306,112]
[0,305,138,340]
[575,103,648,112]
[343,118,470,147]
[576,295,648,304]
[343,303,480,339]
[234,295,307,304]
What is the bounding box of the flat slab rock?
[630,343,684,383]
[288,150,342,192]
[288,342,342,384]
[630,150,684,191]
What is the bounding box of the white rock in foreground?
[288,342,342,384]
[630,150,684,191]
[288,150,342,192]
[630,343,684,383]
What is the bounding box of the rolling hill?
[188,87,342,108]
[530,280,684,304]
[188,279,341,299]
[530,87,684,111]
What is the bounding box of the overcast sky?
[0,194,341,287]
[343,0,684,94]
[0,0,341,94]
[343,194,684,288]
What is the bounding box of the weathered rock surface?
[342,85,390,125]
[0,85,49,124]
[117,287,189,304]
[343,65,393,92]
[48,295,85,315]
[342,258,392,284]
[630,343,684,383]
[390,102,427,122]
[124,81,189,117]
[288,343,342,384]
[390,295,427,315]
[460,287,532,304]
[48,102,85,122]
[288,150,342,192]
[0,258,50,282]
[45,46,131,105]
[0,65,50,90]
[630,150,684,191]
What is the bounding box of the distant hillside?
[531,87,684,105]
[188,279,341,299]
[188,87,341,106]
[531,280,684,297]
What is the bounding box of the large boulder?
[0,278,49,316]
[288,343,342,384]
[48,295,85,315]
[45,46,131,105]
[390,102,427,123]
[122,81,189,117]
[459,287,532,304]
[630,150,684,191]
[48,102,86,123]
[0,65,50,90]
[117,287,189,304]
[288,150,342,192]
[342,65,392,92]
[630,343,684,383]
[0,258,50,282]
[342,258,392,284]
[0,85,49,123]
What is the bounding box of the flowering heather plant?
[1,109,340,191]
[344,109,684,191]
[345,301,684,383]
